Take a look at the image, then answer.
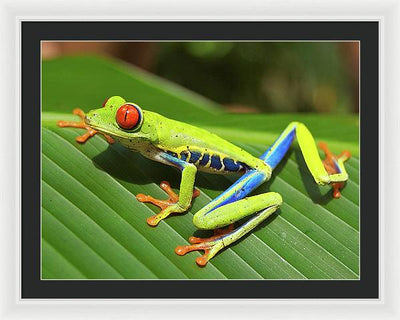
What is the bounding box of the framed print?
[3,0,400,317]
[18,21,378,299]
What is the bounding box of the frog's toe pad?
[146,214,163,227]
[332,183,343,199]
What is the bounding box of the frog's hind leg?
[174,168,269,266]
[188,224,234,244]
[176,192,282,266]
[57,108,114,144]
[260,121,351,198]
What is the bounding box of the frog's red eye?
[102,97,109,108]
[116,104,142,130]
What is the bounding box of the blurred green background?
[42,41,359,114]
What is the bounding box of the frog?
[58,96,350,266]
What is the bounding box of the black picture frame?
[22,21,379,299]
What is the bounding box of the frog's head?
[85,96,157,148]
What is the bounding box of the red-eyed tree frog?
[58,96,351,267]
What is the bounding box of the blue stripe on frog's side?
[199,153,210,166]
[223,158,246,172]
[180,151,188,161]
[188,151,202,163]
[166,149,247,173]
[222,158,239,171]
[210,155,223,170]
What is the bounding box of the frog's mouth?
[84,115,92,126]
[84,115,115,137]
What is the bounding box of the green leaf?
[42,56,359,279]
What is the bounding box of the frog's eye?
[102,97,109,108]
[116,103,143,130]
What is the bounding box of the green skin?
[78,96,350,266]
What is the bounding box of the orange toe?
[57,108,114,144]
[174,242,213,267]
[318,141,351,199]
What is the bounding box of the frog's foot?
[318,141,351,199]
[57,108,114,144]
[187,224,234,244]
[136,181,200,227]
[175,224,234,267]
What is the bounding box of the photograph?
[40,40,360,280]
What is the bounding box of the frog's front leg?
[57,108,115,144]
[136,153,200,226]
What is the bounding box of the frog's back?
[151,111,267,174]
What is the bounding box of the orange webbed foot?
[175,224,234,267]
[136,181,200,227]
[188,224,234,244]
[57,108,114,144]
[318,142,351,199]
[175,242,216,267]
